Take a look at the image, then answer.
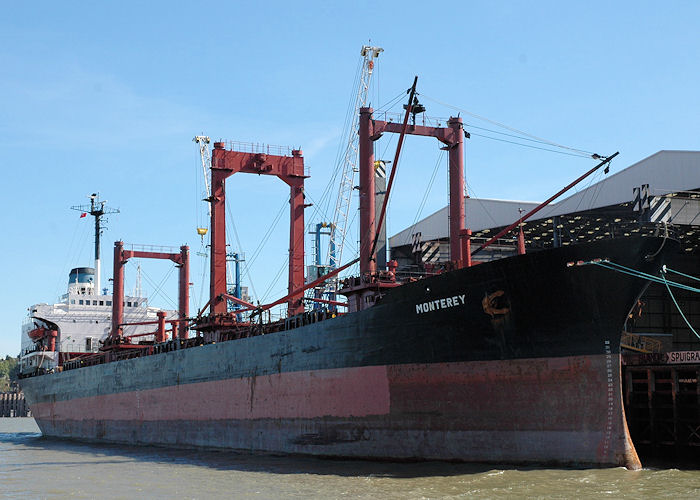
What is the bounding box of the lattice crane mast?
[327,45,383,273]
[194,135,212,219]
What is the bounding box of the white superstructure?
[20,266,177,374]
[20,193,179,375]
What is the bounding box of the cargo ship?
[19,81,677,469]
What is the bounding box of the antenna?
[71,193,120,296]
[135,263,142,299]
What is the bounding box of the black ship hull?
[21,236,674,468]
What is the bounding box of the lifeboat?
[28,325,48,341]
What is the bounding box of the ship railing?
[220,141,294,157]
[45,307,340,375]
[59,336,210,373]
[126,243,180,254]
[22,315,43,328]
[371,110,452,129]
[218,141,311,176]
[394,268,434,281]
[21,345,45,356]
[283,309,336,331]
[621,332,664,353]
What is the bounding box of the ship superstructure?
[20,196,178,375]
[20,266,177,375]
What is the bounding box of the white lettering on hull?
[415,294,466,314]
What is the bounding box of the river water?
[1,418,698,499]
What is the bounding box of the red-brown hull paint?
[30,355,640,468]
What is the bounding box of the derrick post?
[287,149,306,316]
[48,330,57,352]
[156,311,167,343]
[209,143,307,318]
[111,241,125,338]
[178,245,190,338]
[447,116,465,266]
[359,107,376,276]
[210,142,230,315]
[461,228,472,267]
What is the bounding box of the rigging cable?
[466,131,591,158]
[585,165,608,210]
[126,260,178,310]
[309,57,365,228]
[420,93,597,157]
[375,91,407,113]
[298,88,408,277]
[464,180,502,229]
[225,201,257,300]
[565,168,610,242]
[196,249,208,312]
[462,122,593,156]
[402,150,446,245]
[54,217,85,299]
[302,190,359,257]
[242,197,288,273]
[261,256,289,303]
[238,196,289,302]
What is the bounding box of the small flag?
[80,212,87,218]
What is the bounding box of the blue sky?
[1,1,698,356]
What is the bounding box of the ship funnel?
[68,267,95,295]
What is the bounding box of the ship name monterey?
[415,294,466,314]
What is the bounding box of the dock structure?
[623,354,700,461]
[0,391,30,417]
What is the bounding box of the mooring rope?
[664,266,700,284]
[587,260,700,294]
[660,266,700,341]
[578,259,700,340]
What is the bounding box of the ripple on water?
[1,419,699,499]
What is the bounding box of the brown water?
[1,418,698,499]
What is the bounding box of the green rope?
[660,269,700,341]
[589,261,700,294]
[664,266,700,283]
[581,259,700,340]
[603,261,700,292]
